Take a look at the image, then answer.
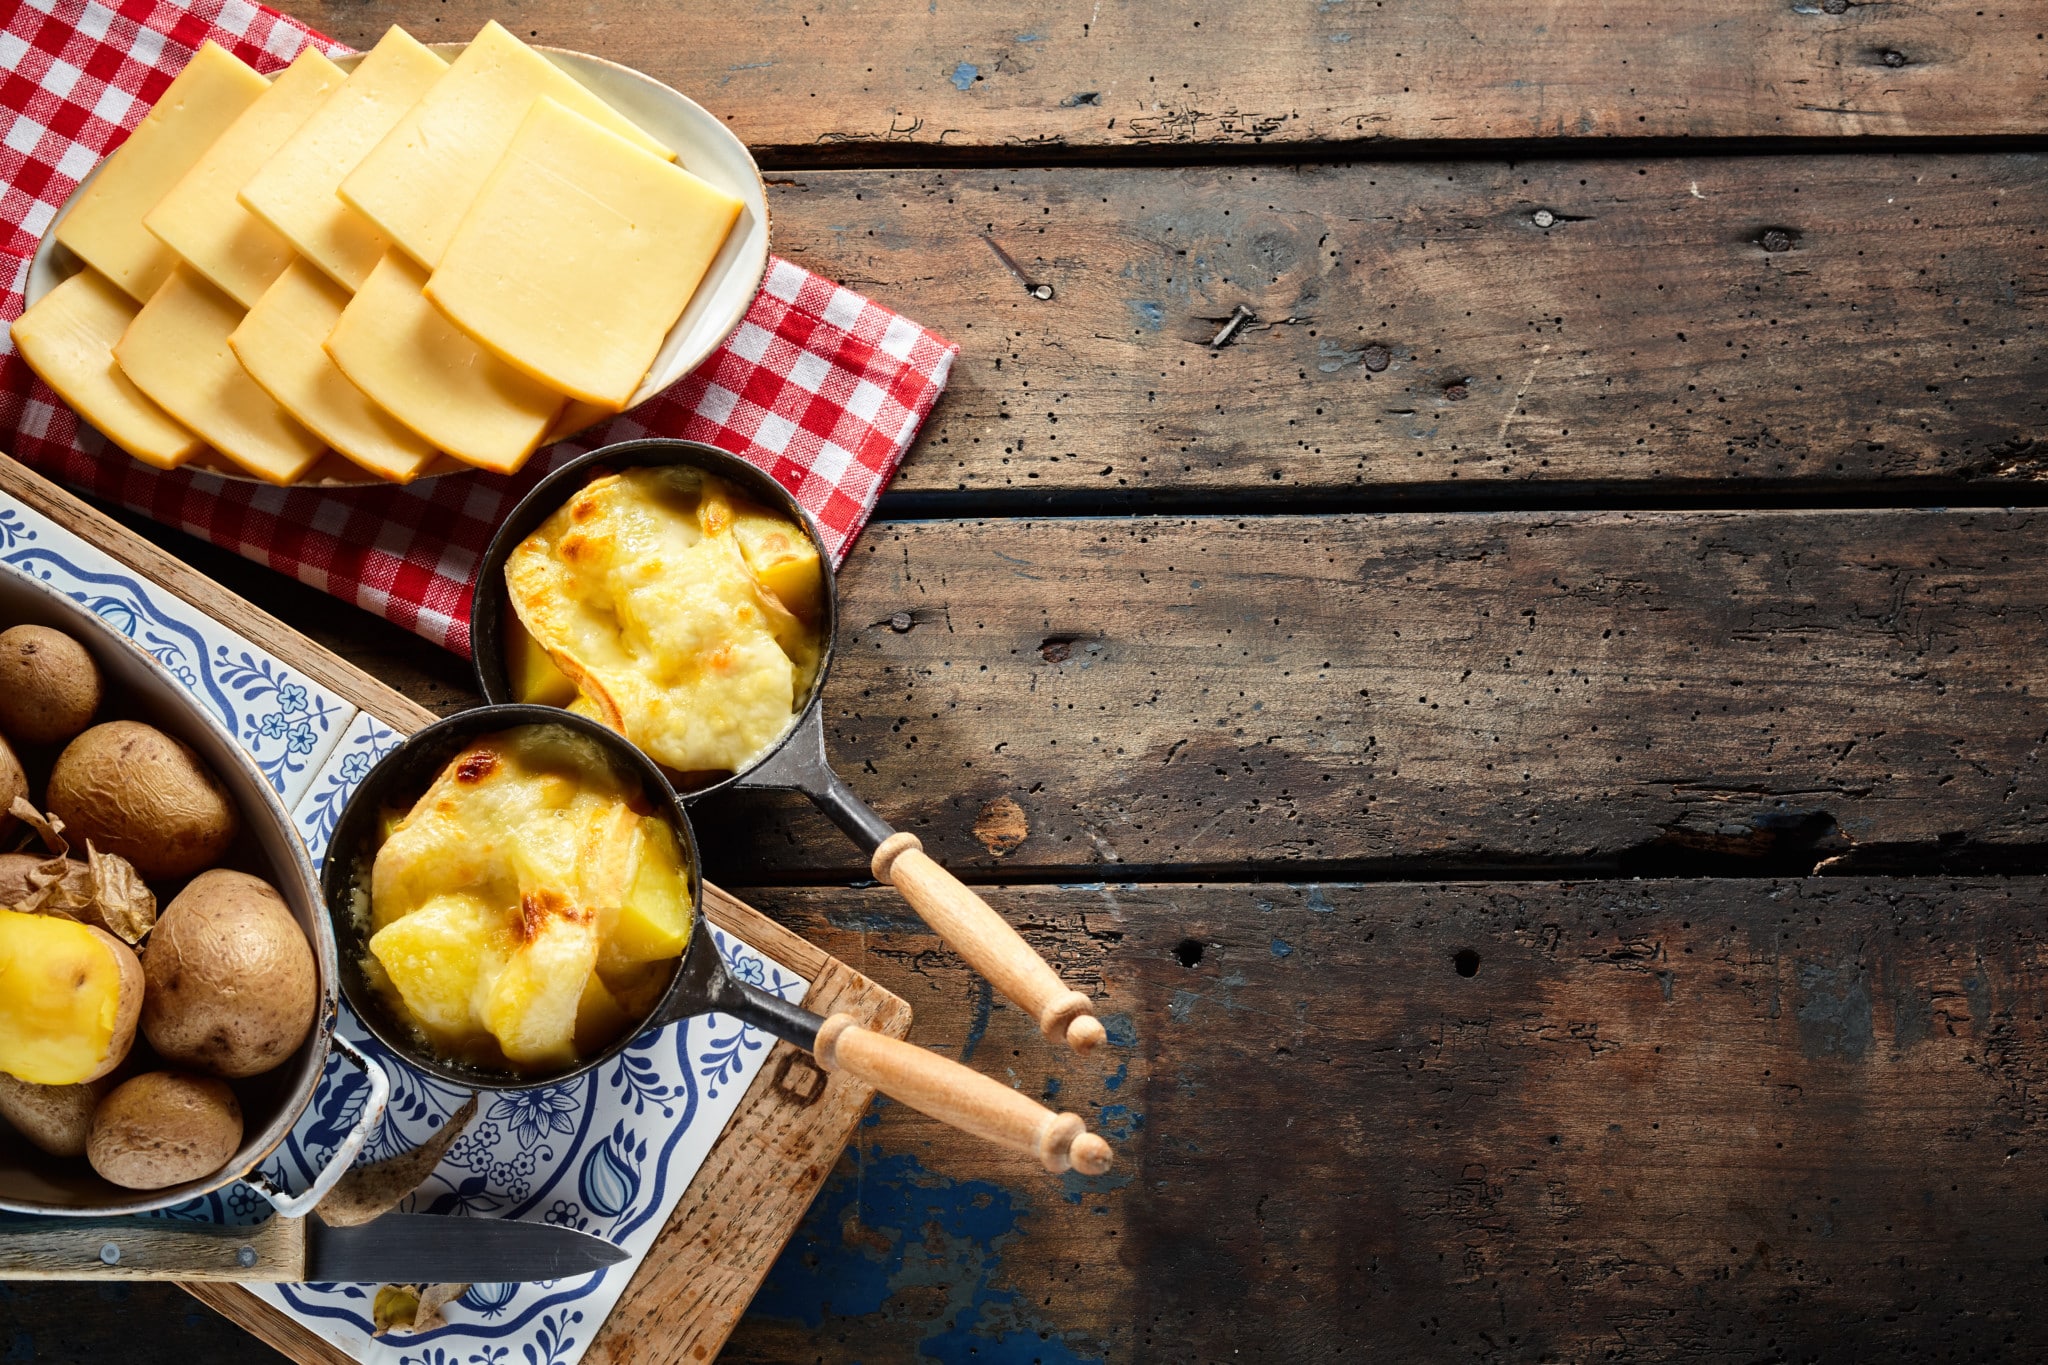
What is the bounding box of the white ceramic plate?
[25,43,770,486]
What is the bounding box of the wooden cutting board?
[0,454,909,1365]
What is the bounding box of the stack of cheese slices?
[13,23,745,485]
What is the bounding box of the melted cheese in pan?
[367,725,691,1070]
[505,469,822,775]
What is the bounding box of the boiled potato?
[598,817,692,972]
[0,908,142,1084]
[142,870,316,1078]
[48,720,239,878]
[87,1070,242,1190]
[0,734,24,842]
[507,611,579,708]
[0,625,102,743]
[0,1071,97,1157]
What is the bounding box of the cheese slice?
[230,261,439,482]
[53,44,269,304]
[143,48,346,307]
[113,266,326,484]
[10,270,203,469]
[428,98,742,407]
[326,251,563,473]
[239,28,448,291]
[340,20,673,268]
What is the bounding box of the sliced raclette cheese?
[113,266,326,484]
[10,270,203,469]
[53,43,269,304]
[239,28,449,291]
[143,48,346,308]
[340,20,674,269]
[230,261,440,483]
[325,251,563,473]
[427,98,743,408]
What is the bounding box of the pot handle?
[871,833,1107,1054]
[813,1014,1112,1175]
[244,1035,391,1220]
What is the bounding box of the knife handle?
[0,1213,306,1281]
[813,1013,1113,1175]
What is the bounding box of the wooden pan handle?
[872,832,1106,1054]
[814,1014,1113,1175]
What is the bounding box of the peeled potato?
[0,1071,98,1157]
[0,907,142,1085]
[0,625,102,744]
[142,869,316,1078]
[48,720,239,879]
[87,1071,242,1190]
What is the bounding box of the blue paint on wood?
[951,62,980,90]
[1128,299,1165,331]
[1103,1060,1127,1092]
[962,977,994,1063]
[1102,1012,1138,1048]
[753,1146,1106,1361]
[1271,936,1294,958]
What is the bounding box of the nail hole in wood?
[1453,949,1481,978]
[1174,939,1205,968]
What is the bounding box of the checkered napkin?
[0,0,956,655]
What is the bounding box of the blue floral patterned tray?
[0,487,813,1365]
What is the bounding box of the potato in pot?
[0,1071,99,1157]
[0,624,103,743]
[87,1070,242,1190]
[47,720,239,879]
[141,869,316,1078]
[0,907,142,1085]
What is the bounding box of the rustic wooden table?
[12,2,2048,1360]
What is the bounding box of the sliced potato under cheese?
[341,20,674,268]
[230,261,439,482]
[10,270,202,469]
[113,266,326,484]
[325,251,563,473]
[54,43,269,304]
[143,48,345,307]
[239,27,448,291]
[368,725,684,1069]
[428,98,742,407]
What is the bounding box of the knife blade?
[0,1212,628,1283]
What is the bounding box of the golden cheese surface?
[505,468,822,776]
[368,724,691,1070]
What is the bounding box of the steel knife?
[0,1211,628,1282]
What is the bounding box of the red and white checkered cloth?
[0,0,955,655]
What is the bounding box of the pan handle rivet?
[890,612,913,633]
[99,1242,120,1265]
[237,1246,258,1268]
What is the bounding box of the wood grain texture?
[767,155,2048,502]
[692,508,2048,879]
[721,878,2048,1364]
[300,1,2048,158]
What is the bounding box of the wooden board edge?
[0,455,438,731]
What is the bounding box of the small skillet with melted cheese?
[325,704,1113,1175]
[471,440,1107,1057]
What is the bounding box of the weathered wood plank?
[301,2,2048,157]
[720,878,2048,1363]
[767,155,2048,502]
[688,508,2048,878]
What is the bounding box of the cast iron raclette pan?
[326,704,1111,1175]
[471,440,1107,1055]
